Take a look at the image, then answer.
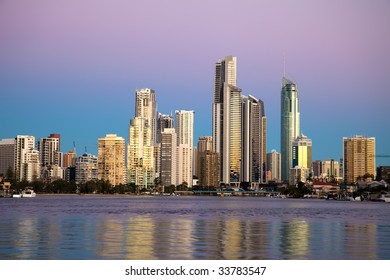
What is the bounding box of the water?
[1,195,390,260]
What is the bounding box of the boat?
[378,193,390,203]
[12,191,22,198]
[21,188,36,198]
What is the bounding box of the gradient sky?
[1,0,389,166]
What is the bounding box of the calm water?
[1,195,390,260]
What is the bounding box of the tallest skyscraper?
[280,76,300,182]
[213,56,242,186]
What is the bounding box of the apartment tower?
[175,110,194,187]
[343,136,376,183]
[98,134,126,186]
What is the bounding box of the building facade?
[267,150,281,182]
[281,77,300,182]
[0,138,15,177]
[292,134,312,170]
[98,134,126,186]
[75,153,98,184]
[63,150,77,168]
[127,117,155,188]
[213,56,241,186]
[343,136,376,183]
[157,113,174,144]
[175,110,194,188]
[14,135,36,182]
[241,95,267,186]
[160,128,177,187]
[135,88,157,145]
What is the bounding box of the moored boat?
[21,188,36,198]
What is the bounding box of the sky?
[1,0,389,166]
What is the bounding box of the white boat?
[12,193,22,198]
[378,193,390,203]
[21,188,36,198]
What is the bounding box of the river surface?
[1,195,390,260]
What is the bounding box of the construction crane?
[376,155,390,158]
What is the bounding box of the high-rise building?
[198,136,213,152]
[175,110,194,188]
[267,150,281,182]
[157,113,174,144]
[14,135,36,182]
[213,55,241,186]
[75,153,98,184]
[160,128,177,187]
[281,76,300,182]
[241,95,267,186]
[313,159,340,180]
[175,110,194,147]
[38,136,61,167]
[24,149,40,182]
[176,144,192,187]
[343,136,376,183]
[63,150,77,168]
[197,136,220,188]
[135,88,157,144]
[0,138,15,177]
[127,117,154,188]
[98,134,126,186]
[49,133,61,151]
[292,134,312,170]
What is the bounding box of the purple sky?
[1,0,389,165]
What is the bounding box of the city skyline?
[1,0,389,166]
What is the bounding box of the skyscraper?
[157,113,174,144]
[98,134,126,186]
[343,136,376,183]
[135,88,157,144]
[127,117,154,188]
[281,76,300,182]
[241,95,267,186]
[175,110,194,188]
[213,55,241,186]
[160,128,177,187]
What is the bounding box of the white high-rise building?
[127,117,154,188]
[38,137,61,167]
[14,135,36,182]
[75,153,98,184]
[175,110,194,188]
[135,88,157,145]
[24,149,40,182]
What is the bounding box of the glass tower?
[281,77,300,182]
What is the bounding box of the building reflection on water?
[0,213,386,260]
